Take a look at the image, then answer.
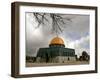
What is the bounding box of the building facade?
[36,37,76,63]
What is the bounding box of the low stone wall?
[36,56,76,63]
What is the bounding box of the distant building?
[36,37,76,63]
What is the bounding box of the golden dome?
[50,37,64,45]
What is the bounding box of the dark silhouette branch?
[33,13,72,36]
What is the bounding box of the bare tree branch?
[33,13,72,36]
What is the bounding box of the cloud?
[61,15,89,40]
[68,35,90,57]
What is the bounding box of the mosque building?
[36,37,77,63]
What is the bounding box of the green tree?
[82,51,90,61]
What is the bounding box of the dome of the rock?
[50,37,64,45]
[36,36,76,63]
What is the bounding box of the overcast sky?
[25,12,90,57]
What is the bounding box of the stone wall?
[36,56,76,63]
